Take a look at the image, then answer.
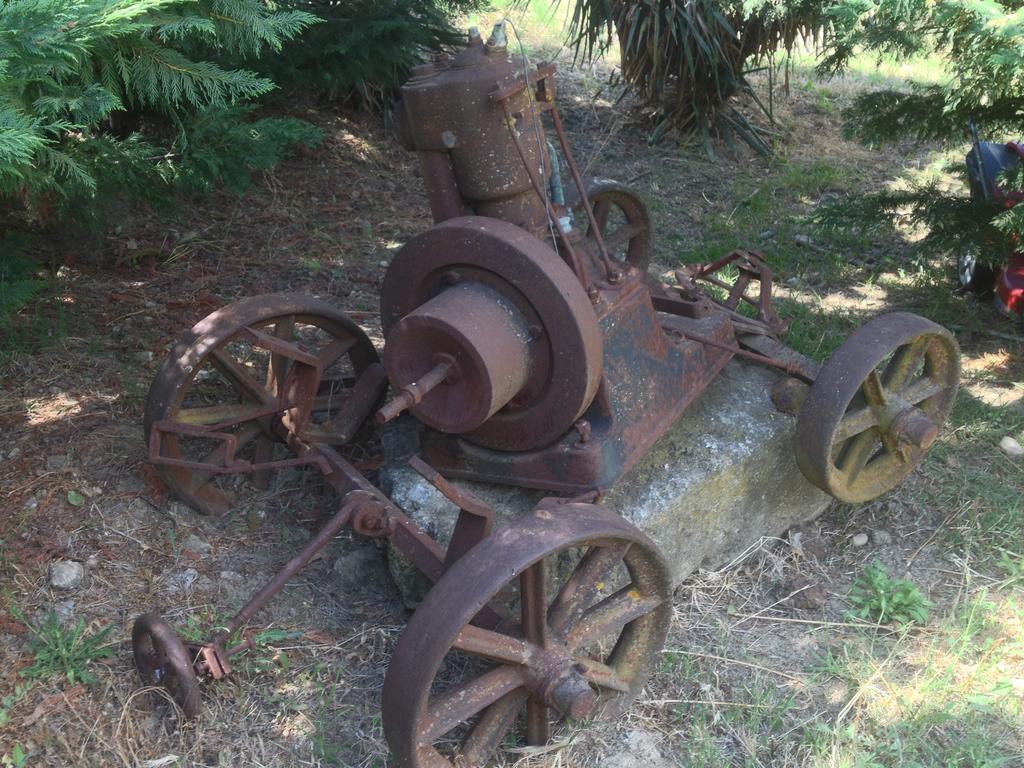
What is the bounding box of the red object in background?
[995,253,1024,317]
[998,143,1024,318]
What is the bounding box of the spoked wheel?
[957,248,996,293]
[132,613,201,719]
[567,179,652,272]
[144,293,380,515]
[382,502,672,768]
[795,312,960,503]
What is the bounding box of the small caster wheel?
[132,613,202,719]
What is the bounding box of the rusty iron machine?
[132,22,960,767]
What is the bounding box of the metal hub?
[383,282,532,433]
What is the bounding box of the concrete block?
[381,360,830,592]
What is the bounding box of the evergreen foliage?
[0,236,42,331]
[266,0,482,110]
[0,0,322,328]
[817,0,1024,262]
[563,0,828,152]
[0,0,319,217]
[178,105,323,191]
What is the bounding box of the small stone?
[46,454,69,471]
[851,532,869,547]
[50,560,85,590]
[7,447,20,460]
[999,436,1023,457]
[602,729,672,768]
[52,598,76,624]
[784,576,828,610]
[759,229,775,239]
[137,350,154,363]
[182,533,212,557]
[871,529,893,546]
[332,545,392,598]
[165,568,199,594]
[218,570,249,604]
[378,260,388,268]
[24,497,38,511]
[85,554,99,569]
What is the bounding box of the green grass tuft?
[848,561,932,626]
[18,612,114,685]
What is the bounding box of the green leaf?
[66,490,85,507]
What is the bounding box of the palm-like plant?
[564,0,827,152]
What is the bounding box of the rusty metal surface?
[144,293,379,515]
[565,178,652,272]
[132,613,202,719]
[382,282,532,433]
[398,32,550,234]
[380,216,603,451]
[408,455,496,570]
[678,250,789,335]
[795,312,960,503]
[421,280,736,492]
[381,501,672,767]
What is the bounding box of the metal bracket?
[678,249,789,335]
[149,420,330,475]
[408,455,495,571]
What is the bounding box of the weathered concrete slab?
[381,359,830,591]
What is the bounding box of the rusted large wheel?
[145,293,379,515]
[795,313,959,503]
[132,613,201,719]
[382,502,672,767]
[566,179,652,272]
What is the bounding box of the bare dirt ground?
[1,36,1022,768]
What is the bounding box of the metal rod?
[674,328,805,376]
[214,497,360,646]
[375,359,453,425]
[500,100,592,293]
[548,104,620,279]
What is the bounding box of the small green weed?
[995,550,1024,588]
[18,611,114,685]
[848,561,932,626]
[0,683,29,728]
[1,744,28,768]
